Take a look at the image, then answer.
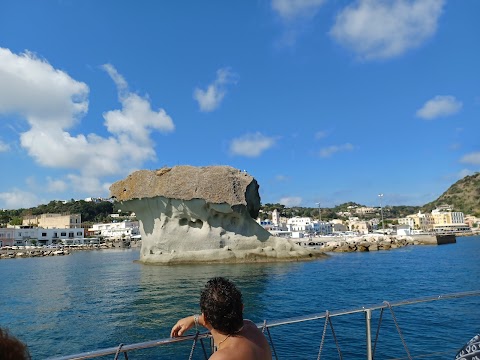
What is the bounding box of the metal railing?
[48,290,480,360]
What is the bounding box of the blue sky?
[0,0,479,210]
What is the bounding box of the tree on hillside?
[2,200,114,225]
[10,217,23,226]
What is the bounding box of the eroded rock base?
[116,196,326,264]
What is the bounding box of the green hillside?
[422,172,480,216]
[0,200,115,226]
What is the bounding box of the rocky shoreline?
[305,234,453,252]
[0,248,73,259]
[0,242,139,260]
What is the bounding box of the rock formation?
[110,165,325,264]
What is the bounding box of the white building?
[257,218,273,228]
[312,221,332,235]
[398,217,415,228]
[396,225,412,236]
[0,226,85,246]
[37,228,85,245]
[271,209,281,226]
[286,217,332,235]
[90,221,140,239]
[286,217,314,232]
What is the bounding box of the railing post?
[365,309,372,360]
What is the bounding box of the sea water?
[1,236,479,359]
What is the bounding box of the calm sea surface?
[1,236,479,359]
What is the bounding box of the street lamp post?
[378,194,385,234]
[316,202,321,235]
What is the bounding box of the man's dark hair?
[200,277,243,334]
[0,327,31,360]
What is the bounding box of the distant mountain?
[422,173,480,216]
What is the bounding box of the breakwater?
[299,234,454,252]
[0,239,142,260]
[0,248,71,259]
[0,244,111,260]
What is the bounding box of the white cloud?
[230,133,276,157]
[279,196,302,207]
[330,0,444,60]
[460,152,480,165]
[416,95,462,120]
[315,130,328,140]
[272,0,326,21]
[193,68,237,112]
[102,63,128,92]
[0,48,175,198]
[275,175,289,182]
[0,189,40,209]
[0,140,9,152]
[0,48,89,126]
[271,0,326,46]
[66,174,108,194]
[46,177,68,193]
[319,143,354,157]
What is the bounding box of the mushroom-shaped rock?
[110,166,326,264]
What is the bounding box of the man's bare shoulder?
[210,321,272,360]
[209,349,230,360]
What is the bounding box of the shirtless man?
[171,277,272,360]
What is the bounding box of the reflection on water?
[0,237,479,359]
[137,260,301,321]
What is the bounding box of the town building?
[465,215,480,229]
[271,209,281,226]
[37,228,85,245]
[397,205,469,233]
[330,220,348,233]
[355,207,376,215]
[348,220,370,234]
[0,226,85,246]
[431,207,468,232]
[398,216,415,228]
[286,217,312,232]
[286,217,332,235]
[396,225,412,236]
[404,212,434,232]
[0,228,15,247]
[22,213,82,229]
[89,220,140,239]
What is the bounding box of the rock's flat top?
[110,165,258,205]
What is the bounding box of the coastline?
[0,242,136,260]
[1,233,465,260]
[294,233,457,252]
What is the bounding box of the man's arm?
[170,314,205,337]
